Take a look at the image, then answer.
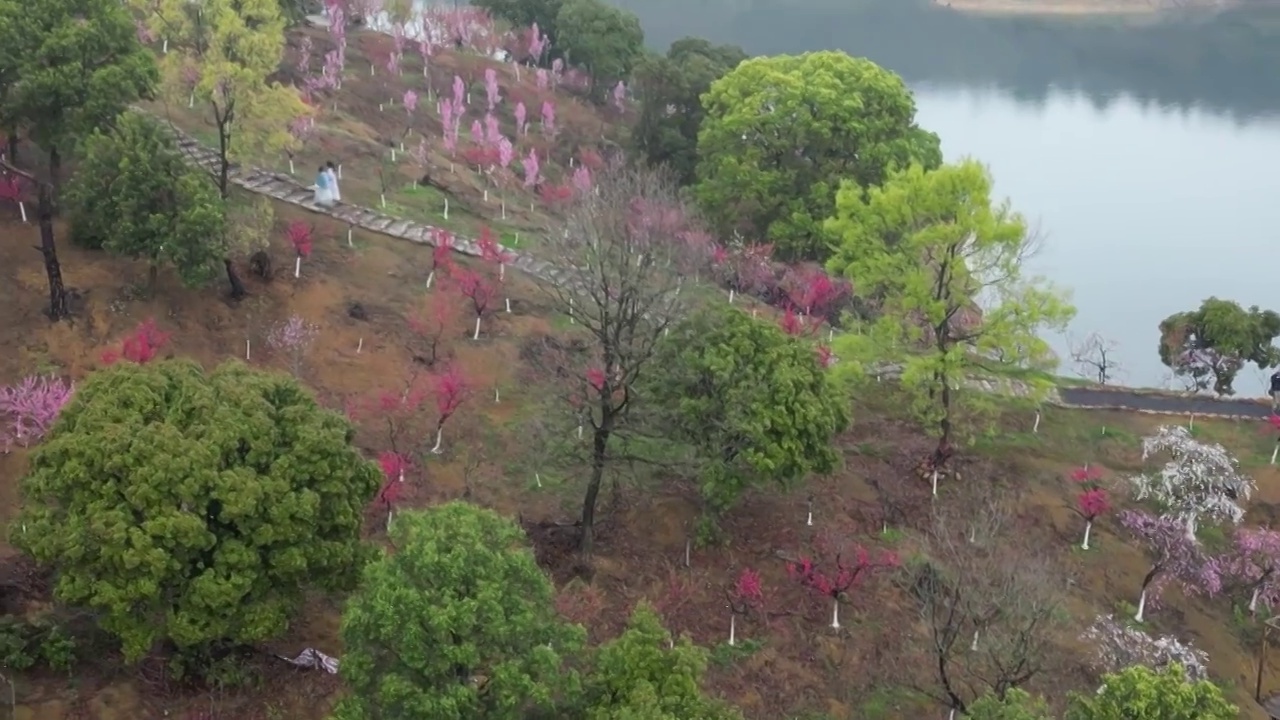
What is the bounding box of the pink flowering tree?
[285,221,314,278]
[782,267,849,325]
[0,172,27,222]
[452,75,465,111]
[571,166,592,196]
[401,89,418,145]
[428,364,468,453]
[346,380,428,455]
[725,568,764,646]
[1120,510,1215,622]
[417,36,434,80]
[484,67,500,110]
[0,376,74,453]
[1070,465,1109,550]
[541,99,556,139]
[476,226,513,284]
[267,314,319,376]
[456,269,497,340]
[374,452,408,531]
[496,137,515,217]
[522,149,540,190]
[427,228,455,289]
[1130,425,1254,541]
[612,81,626,113]
[788,546,899,629]
[536,68,548,91]
[101,319,170,366]
[1217,527,1280,616]
[514,101,527,136]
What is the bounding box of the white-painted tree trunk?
[1033,410,1041,433]
[357,338,363,353]
[1186,515,1198,542]
[1271,444,1278,465]
[494,387,500,403]
[728,614,736,646]
[188,92,194,108]
[294,256,301,278]
[1082,520,1093,550]
[472,316,481,340]
[390,149,396,162]
[347,227,353,246]
[426,270,434,289]
[17,202,25,223]
[931,470,939,496]
[289,158,295,174]
[685,539,691,567]
[1251,586,1261,614]
[386,507,394,531]
[830,600,840,629]
[1135,588,1147,623]
[505,298,511,313]
[430,427,443,454]
[971,630,980,651]
[728,289,735,303]
[443,198,449,219]
[577,424,583,440]
[534,473,542,488]
[380,194,386,207]
[483,189,488,202]
[499,263,505,281]
[337,164,342,180]
[163,38,168,53]
[501,198,506,219]
[245,339,251,360]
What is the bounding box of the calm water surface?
[912,87,1280,392]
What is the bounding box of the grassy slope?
[1,20,1277,720]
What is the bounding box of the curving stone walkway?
[154,118,1274,423]
[153,116,569,288]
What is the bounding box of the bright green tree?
[695,51,941,261]
[554,0,644,101]
[632,37,747,186]
[0,0,157,191]
[0,0,21,159]
[646,305,849,516]
[1064,664,1237,720]
[826,160,1074,467]
[11,359,380,665]
[1158,296,1280,395]
[966,689,1052,719]
[578,602,741,720]
[64,112,225,292]
[333,502,585,720]
[134,0,308,298]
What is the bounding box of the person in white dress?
[313,166,334,206]
[325,161,340,203]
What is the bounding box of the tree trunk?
[35,183,68,321]
[5,133,16,162]
[579,412,613,556]
[48,146,62,207]
[937,370,954,462]
[223,259,246,300]
[148,262,159,296]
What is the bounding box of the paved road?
[1058,387,1273,418]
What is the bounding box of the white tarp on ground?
[278,647,340,674]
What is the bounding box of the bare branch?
[1068,331,1124,385]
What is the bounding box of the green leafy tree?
[646,305,849,515]
[632,38,746,186]
[64,112,225,292]
[1158,296,1280,395]
[578,602,741,720]
[966,689,1052,719]
[696,51,941,261]
[0,0,21,159]
[0,0,157,191]
[11,359,380,664]
[826,160,1074,467]
[333,502,585,720]
[1064,664,1237,720]
[135,0,308,299]
[554,0,644,100]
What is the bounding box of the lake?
[619,0,1280,392]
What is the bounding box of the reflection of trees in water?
[624,0,1280,120]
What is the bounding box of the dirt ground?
[4,19,1280,720]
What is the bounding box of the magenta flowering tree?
[401,89,418,144]
[484,67,500,110]
[514,101,527,136]
[523,149,540,189]
[416,36,433,80]
[526,23,546,63]
[0,376,74,453]
[725,568,764,646]
[571,166,592,196]
[541,100,556,139]
[1120,510,1215,622]
[536,68,548,90]
[1217,527,1280,615]
[267,315,319,376]
[452,75,465,111]
[1070,465,1109,550]
[496,137,515,217]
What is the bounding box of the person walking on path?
[1270,369,1280,413]
[313,165,334,207]
[325,161,340,203]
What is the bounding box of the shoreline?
[934,0,1231,15]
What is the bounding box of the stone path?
[154,117,569,288]
[153,117,1273,423]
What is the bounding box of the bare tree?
[903,492,1068,714]
[1068,332,1123,385]
[536,161,701,555]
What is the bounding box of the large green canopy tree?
[333,502,584,720]
[0,0,157,191]
[646,305,849,516]
[554,0,643,101]
[826,160,1073,470]
[1064,664,1237,720]
[12,360,380,663]
[631,38,747,186]
[695,51,941,261]
[1158,296,1280,395]
[65,112,226,292]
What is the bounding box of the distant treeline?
[613,0,1280,119]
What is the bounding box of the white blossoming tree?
[1130,425,1253,541]
[1081,614,1210,683]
